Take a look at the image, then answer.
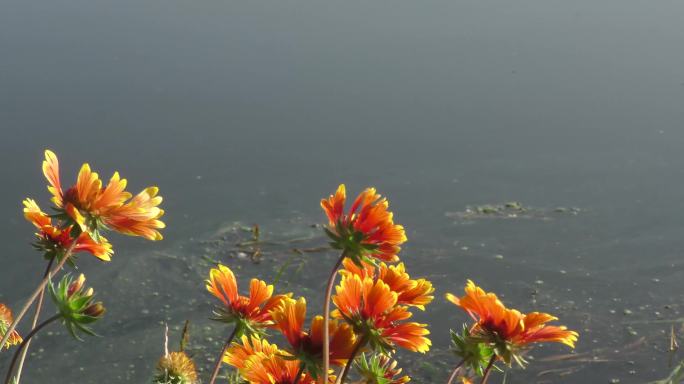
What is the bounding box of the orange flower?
[270,297,357,375]
[42,150,164,240]
[321,185,406,263]
[333,274,431,353]
[206,264,290,334]
[225,336,325,384]
[23,198,112,261]
[341,259,434,310]
[0,304,23,349]
[446,280,578,365]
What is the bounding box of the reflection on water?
[2,0,684,382]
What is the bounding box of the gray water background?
[2,0,684,382]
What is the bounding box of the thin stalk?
[13,258,54,384]
[207,325,239,384]
[479,356,497,384]
[446,359,465,384]
[0,244,75,350]
[4,314,61,384]
[322,253,346,384]
[291,363,305,384]
[336,336,367,384]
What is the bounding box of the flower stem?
[336,336,367,384]
[322,252,346,384]
[13,258,54,384]
[0,244,75,350]
[207,325,239,384]
[479,356,497,384]
[446,359,465,384]
[292,363,305,384]
[4,314,61,384]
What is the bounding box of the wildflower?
[446,280,579,366]
[333,274,431,353]
[0,304,22,350]
[340,258,434,310]
[23,198,113,261]
[321,185,406,264]
[206,264,290,336]
[354,353,410,384]
[42,149,165,241]
[153,351,199,384]
[49,273,106,339]
[224,336,324,384]
[270,297,357,378]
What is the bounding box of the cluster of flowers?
[0,152,578,384]
[0,150,164,384]
[155,185,577,384]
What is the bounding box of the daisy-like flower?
[153,351,199,384]
[224,336,326,384]
[354,353,410,384]
[340,258,434,310]
[0,303,22,350]
[333,274,431,354]
[49,274,106,340]
[206,264,290,336]
[42,149,165,241]
[23,198,113,261]
[321,184,406,264]
[269,297,357,378]
[446,280,579,366]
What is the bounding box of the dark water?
[2,1,684,383]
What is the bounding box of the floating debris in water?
[446,202,581,221]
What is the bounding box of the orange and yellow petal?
[42,150,63,207]
[0,304,22,349]
[74,233,113,261]
[382,322,431,353]
[104,187,165,240]
[23,198,52,229]
[206,264,239,309]
[223,335,283,368]
[246,279,274,314]
[321,184,346,225]
[270,297,307,348]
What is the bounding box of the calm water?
[2,1,684,383]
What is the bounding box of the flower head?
[42,149,165,241]
[270,297,357,378]
[23,198,113,261]
[225,336,325,384]
[340,259,434,310]
[354,353,410,384]
[333,274,431,354]
[0,304,22,350]
[153,351,199,384]
[446,280,579,366]
[321,185,406,264]
[49,273,105,340]
[206,264,290,336]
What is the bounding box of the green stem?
[322,252,346,384]
[13,258,54,384]
[336,336,366,384]
[446,359,465,384]
[4,314,61,384]
[0,244,75,350]
[207,325,239,384]
[479,356,497,384]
